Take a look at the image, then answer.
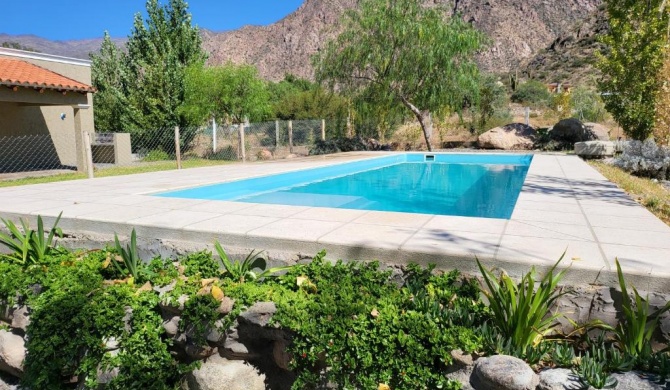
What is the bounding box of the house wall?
[0,48,95,172]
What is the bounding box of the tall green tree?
[314,0,487,150]
[125,0,206,130]
[597,0,669,140]
[91,32,131,132]
[181,63,271,125]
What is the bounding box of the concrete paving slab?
[504,220,595,242]
[291,207,368,222]
[248,218,344,241]
[77,205,168,223]
[128,210,219,229]
[184,214,280,235]
[318,223,417,250]
[351,210,433,228]
[511,208,589,225]
[422,215,507,234]
[401,229,501,257]
[229,203,309,218]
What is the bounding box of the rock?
[537,368,582,390]
[257,149,273,160]
[206,320,225,345]
[183,354,266,390]
[185,343,217,360]
[217,297,235,315]
[285,154,298,159]
[0,331,24,378]
[163,315,180,337]
[273,339,292,371]
[0,373,18,390]
[611,371,667,390]
[478,123,536,150]
[153,281,176,296]
[239,302,277,328]
[584,122,610,141]
[446,365,475,390]
[550,118,598,145]
[221,327,258,360]
[96,365,120,386]
[159,294,189,316]
[9,306,29,334]
[0,302,11,324]
[451,349,474,367]
[575,141,616,158]
[470,355,538,390]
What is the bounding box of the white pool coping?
[1,151,670,291]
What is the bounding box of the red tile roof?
[0,58,95,93]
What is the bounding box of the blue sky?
[1,1,305,41]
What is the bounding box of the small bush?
[309,137,370,155]
[206,145,237,161]
[511,80,552,107]
[571,86,607,123]
[142,149,171,162]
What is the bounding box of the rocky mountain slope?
[204,0,603,81]
[518,4,608,86]
[2,0,603,81]
[0,34,125,60]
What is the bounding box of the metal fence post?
[83,131,94,179]
[212,117,217,153]
[275,120,279,147]
[239,123,246,162]
[321,119,326,141]
[288,120,293,154]
[174,126,182,169]
[525,107,530,126]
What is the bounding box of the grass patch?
[589,160,670,225]
[0,159,232,188]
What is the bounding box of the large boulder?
[550,118,599,144]
[584,122,611,141]
[575,141,616,158]
[0,331,24,378]
[478,123,536,150]
[537,368,581,390]
[183,354,266,390]
[471,355,538,390]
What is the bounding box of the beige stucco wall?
[0,49,95,172]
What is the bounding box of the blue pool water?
[158,153,532,219]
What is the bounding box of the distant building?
[0,47,95,173]
[547,82,572,94]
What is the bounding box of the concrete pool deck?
[1,152,670,291]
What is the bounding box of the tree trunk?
[399,96,433,151]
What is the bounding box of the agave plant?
[112,228,143,283]
[0,213,63,267]
[476,254,569,351]
[614,258,670,360]
[214,241,289,283]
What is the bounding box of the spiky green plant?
[112,228,142,283]
[574,351,618,389]
[214,241,289,283]
[0,213,62,266]
[476,254,569,351]
[614,258,670,360]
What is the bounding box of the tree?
[91,32,131,132]
[654,49,670,145]
[314,0,487,151]
[597,0,669,140]
[91,0,206,153]
[472,74,510,133]
[181,63,271,125]
[125,0,206,130]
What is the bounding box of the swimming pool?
[158,153,532,219]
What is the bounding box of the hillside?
[1,0,602,81]
[0,34,126,60]
[203,0,603,81]
[517,4,608,87]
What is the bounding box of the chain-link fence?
[0,133,79,175]
[0,119,331,178]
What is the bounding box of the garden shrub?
[142,149,171,162]
[271,252,487,390]
[511,80,552,107]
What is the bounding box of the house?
[0,47,95,174]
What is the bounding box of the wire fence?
[0,119,330,178]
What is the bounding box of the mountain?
[518,3,608,87]
[0,34,126,60]
[1,0,603,81]
[203,0,603,81]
